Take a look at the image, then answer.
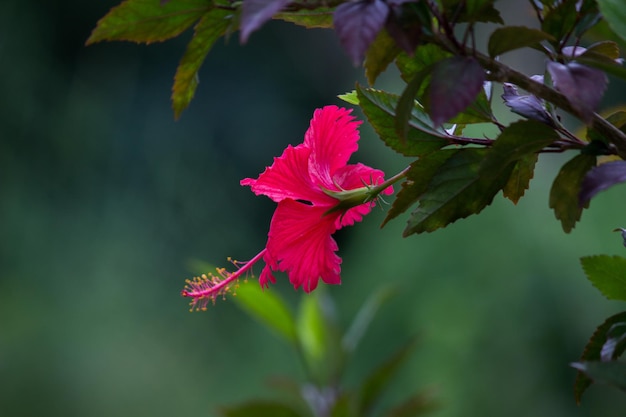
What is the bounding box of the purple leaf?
[547,61,608,123]
[579,161,626,206]
[240,0,292,43]
[429,56,485,126]
[501,83,555,126]
[334,0,390,66]
[385,2,421,55]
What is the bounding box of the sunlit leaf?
[232,281,298,344]
[581,255,626,301]
[172,9,232,119]
[549,154,596,233]
[219,400,302,417]
[356,86,448,157]
[487,26,554,57]
[240,0,291,43]
[297,291,341,384]
[87,0,211,44]
[573,311,626,403]
[585,41,621,60]
[429,56,485,125]
[579,160,626,205]
[597,0,626,43]
[334,0,390,65]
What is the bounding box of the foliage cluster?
[89,0,626,413]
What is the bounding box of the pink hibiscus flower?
[182,105,393,310]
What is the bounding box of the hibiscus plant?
[88,0,626,414]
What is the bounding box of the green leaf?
[297,292,341,383]
[404,148,505,235]
[338,90,359,105]
[502,153,539,204]
[404,120,558,235]
[382,151,456,227]
[232,281,298,345]
[356,86,448,157]
[573,311,626,403]
[549,154,596,233]
[396,66,436,139]
[446,87,494,125]
[541,0,577,44]
[581,255,626,301]
[342,286,397,353]
[395,44,450,83]
[574,311,626,404]
[587,111,626,143]
[487,26,555,57]
[586,41,621,60]
[172,9,232,119]
[572,361,626,397]
[274,8,334,29]
[358,338,419,416]
[597,0,626,43]
[575,54,626,82]
[87,0,211,44]
[365,29,402,85]
[219,400,303,417]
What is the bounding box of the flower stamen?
[181,249,266,311]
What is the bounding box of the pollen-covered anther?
[180,249,267,311]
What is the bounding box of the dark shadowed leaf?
[219,400,302,417]
[365,29,402,85]
[429,56,485,126]
[383,151,457,227]
[384,1,425,54]
[581,255,626,301]
[275,8,334,29]
[502,153,539,204]
[232,281,297,344]
[404,121,557,235]
[240,0,291,43]
[396,66,435,140]
[579,160,626,205]
[501,83,554,126]
[487,26,554,57]
[448,0,503,24]
[541,0,577,44]
[571,361,626,397]
[573,311,626,403]
[446,86,494,125]
[546,61,608,123]
[586,111,626,144]
[549,154,596,233]
[334,0,390,66]
[575,53,626,82]
[597,0,626,42]
[358,338,419,416]
[172,9,232,119]
[87,0,211,44]
[356,86,448,157]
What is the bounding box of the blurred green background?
[3,1,626,416]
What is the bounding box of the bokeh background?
[3,1,626,416]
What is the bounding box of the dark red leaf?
[429,56,485,126]
[333,0,390,66]
[547,61,608,123]
[240,0,292,43]
[579,160,626,206]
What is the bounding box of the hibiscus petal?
[241,144,329,204]
[265,199,342,292]
[305,106,362,189]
